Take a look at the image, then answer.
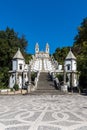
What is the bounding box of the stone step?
[30,91,64,95]
[30,72,63,95]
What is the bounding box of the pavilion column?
[27,64,31,93]
[71,72,74,92]
[15,72,18,84]
[64,65,66,84]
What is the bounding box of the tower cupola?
[12,48,25,71]
[64,49,77,71]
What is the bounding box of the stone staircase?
[30,72,64,95]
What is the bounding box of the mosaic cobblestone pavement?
[0,94,87,130]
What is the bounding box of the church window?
[19,64,22,70]
[67,64,70,70]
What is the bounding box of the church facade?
[35,43,49,58]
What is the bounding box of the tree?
[0,27,32,88]
[73,18,87,89]
[53,18,87,90]
[53,47,70,64]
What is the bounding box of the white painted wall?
[72,60,77,71]
[65,59,77,71]
[23,72,28,85]
[18,75,22,88]
[12,59,25,71]
[58,65,62,70]
[12,60,17,71]
[73,74,78,87]
[9,74,15,88]
[25,64,28,70]
[65,60,71,71]
[18,59,25,71]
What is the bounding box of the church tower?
[45,43,49,54]
[64,49,77,71]
[64,49,78,88]
[9,48,26,89]
[35,43,39,53]
[12,48,25,71]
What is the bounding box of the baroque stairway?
[31,58,55,72]
[30,72,63,95]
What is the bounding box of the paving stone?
[0,95,87,130]
[24,112,41,121]
[38,126,61,130]
[0,120,23,126]
[74,126,87,130]
[5,126,30,130]
[42,112,56,121]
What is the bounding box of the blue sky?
[0,0,87,54]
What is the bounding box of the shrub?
[56,74,68,82]
[13,84,19,91]
[56,74,63,82]
[79,72,87,89]
[31,72,37,81]
[10,88,14,91]
[0,86,8,89]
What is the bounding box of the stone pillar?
[64,65,66,84]
[72,72,74,87]
[27,64,31,93]
[15,72,18,84]
[70,71,74,92]
[64,70,66,84]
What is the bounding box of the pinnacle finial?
[36,42,39,47]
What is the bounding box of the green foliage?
[56,74,68,83]
[0,67,9,88]
[0,27,32,88]
[13,84,19,91]
[25,53,32,64]
[78,58,87,89]
[0,86,8,89]
[53,47,70,64]
[53,18,87,89]
[56,74,63,82]
[0,27,28,69]
[79,72,87,89]
[31,72,37,81]
[10,88,14,91]
[73,18,87,89]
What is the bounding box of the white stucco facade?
[9,49,29,89]
[64,59,77,71]
[64,50,78,87]
[9,73,16,88]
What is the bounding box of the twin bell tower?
[35,43,50,58]
[35,43,49,54]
